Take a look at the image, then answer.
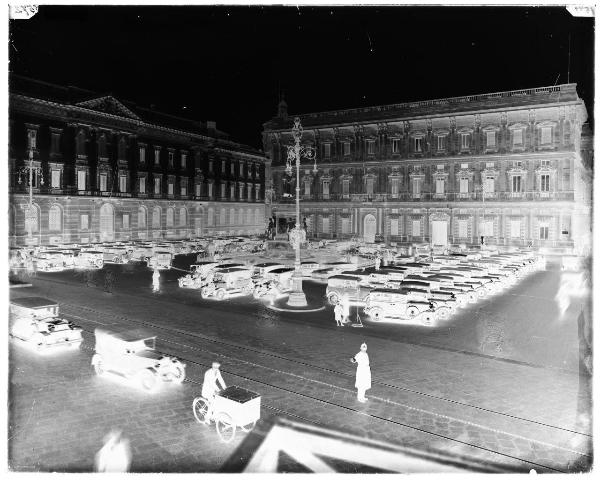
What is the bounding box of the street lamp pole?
[18,146,43,244]
[286,117,317,307]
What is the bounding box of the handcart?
[192,386,261,443]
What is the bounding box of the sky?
[8,5,594,149]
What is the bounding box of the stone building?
[263,84,592,253]
[9,75,267,246]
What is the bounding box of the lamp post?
[285,117,317,307]
[17,147,44,243]
[477,183,487,246]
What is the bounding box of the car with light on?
[91,328,186,391]
[10,297,83,350]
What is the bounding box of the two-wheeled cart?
[192,386,261,443]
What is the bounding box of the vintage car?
[10,297,83,350]
[178,262,220,289]
[34,252,66,272]
[92,328,186,391]
[252,279,283,299]
[397,280,457,318]
[147,251,173,270]
[325,274,372,306]
[201,267,254,300]
[58,249,78,269]
[435,270,487,298]
[311,267,338,281]
[130,245,155,262]
[73,250,104,269]
[263,267,295,292]
[103,247,131,264]
[252,262,286,278]
[299,261,321,277]
[363,288,438,326]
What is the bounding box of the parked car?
[201,267,254,300]
[299,261,321,277]
[264,267,295,292]
[178,262,220,289]
[252,279,282,299]
[147,251,173,270]
[74,250,104,269]
[363,288,438,326]
[34,252,66,272]
[91,328,186,391]
[252,262,286,278]
[325,274,372,306]
[10,297,83,350]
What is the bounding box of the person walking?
[374,254,381,271]
[334,301,344,327]
[95,429,131,473]
[351,343,371,402]
[152,268,160,293]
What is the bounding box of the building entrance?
[363,214,376,243]
[431,220,448,246]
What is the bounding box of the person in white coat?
[152,268,160,292]
[351,343,371,402]
[95,429,131,473]
[201,361,227,423]
[334,301,344,327]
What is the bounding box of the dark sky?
[9,5,594,149]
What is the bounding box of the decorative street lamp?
[285,117,317,307]
[476,183,487,246]
[17,147,44,243]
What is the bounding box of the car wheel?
[240,420,257,433]
[436,306,451,320]
[192,397,209,424]
[420,310,436,326]
[327,293,339,305]
[216,289,226,301]
[167,365,185,384]
[139,369,158,391]
[216,412,236,443]
[201,287,210,298]
[369,307,383,322]
[33,333,45,350]
[406,305,420,318]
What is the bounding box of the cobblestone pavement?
[8,271,592,473]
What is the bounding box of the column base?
[287,291,308,307]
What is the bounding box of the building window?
[119,175,127,193]
[230,184,235,199]
[511,176,522,193]
[486,131,496,148]
[459,178,469,194]
[540,174,550,192]
[461,133,470,150]
[255,185,260,201]
[323,180,330,197]
[166,208,174,227]
[322,217,330,233]
[99,173,108,192]
[458,220,468,238]
[179,208,187,227]
[510,220,521,238]
[414,137,423,153]
[137,207,146,228]
[220,209,226,226]
[181,153,187,168]
[154,177,161,194]
[76,130,86,157]
[208,183,213,198]
[304,180,311,196]
[230,208,235,225]
[123,214,130,230]
[195,183,202,197]
[181,180,187,196]
[412,220,421,236]
[390,218,399,236]
[436,178,445,194]
[51,170,61,189]
[118,138,127,161]
[341,217,351,234]
[541,159,551,167]
[81,214,89,230]
[342,179,350,197]
[139,176,146,194]
[168,182,174,195]
[152,208,161,228]
[460,163,468,170]
[239,184,244,199]
[49,205,61,232]
[541,127,552,145]
[437,136,445,151]
[168,151,174,167]
[248,185,253,201]
[28,130,37,149]
[486,162,494,168]
[342,142,351,156]
[154,148,160,165]
[324,144,331,158]
[366,177,374,195]
[78,170,86,190]
[139,146,146,164]
[484,176,495,194]
[513,129,523,146]
[367,140,375,155]
[392,139,401,154]
[240,162,244,176]
[412,179,421,195]
[391,179,399,198]
[50,132,60,154]
[208,208,215,227]
[539,225,549,240]
[209,160,213,172]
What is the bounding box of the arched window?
[24,204,40,234]
[152,207,161,228]
[166,207,174,227]
[138,206,147,229]
[49,205,62,232]
[179,207,187,227]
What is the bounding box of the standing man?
[350,343,371,403]
[334,301,344,327]
[152,268,160,293]
[202,361,227,423]
[374,254,381,271]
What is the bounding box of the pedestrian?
[334,301,344,327]
[350,343,371,403]
[104,270,115,293]
[341,294,350,324]
[152,268,160,292]
[202,361,227,423]
[375,254,381,271]
[95,429,131,473]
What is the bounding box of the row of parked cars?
[9,296,186,391]
[325,249,545,326]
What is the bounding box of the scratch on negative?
[8,398,36,441]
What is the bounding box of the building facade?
[263,84,592,253]
[9,76,267,246]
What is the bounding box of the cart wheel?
[192,397,209,424]
[216,412,236,443]
[166,365,186,384]
[139,369,158,391]
[240,420,257,433]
